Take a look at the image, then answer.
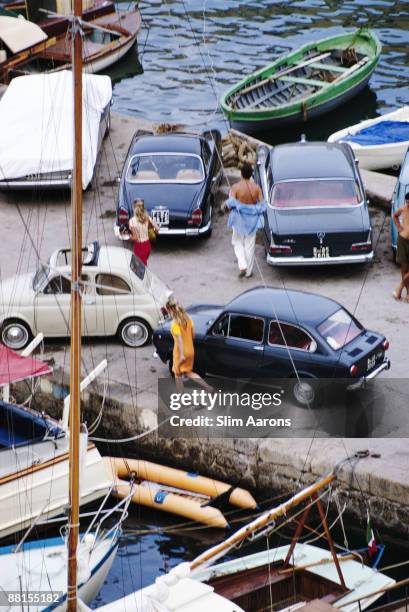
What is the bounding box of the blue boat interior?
[0,400,62,449]
[343,120,409,145]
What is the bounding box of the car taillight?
[350,364,359,377]
[270,245,292,254]
[382,340,389,351]
[188,208,203,226]
[351,242,372,251]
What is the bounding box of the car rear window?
[126,154,204,183]
[269,321,315,351]
[271,179,361,208]
[317,309,362,350]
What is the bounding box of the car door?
[94,272,134,336]
[262,320,331,379]
[203,312,265,380]
[34,274,71,336]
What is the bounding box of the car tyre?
[118,318,151,348]
[1,319,33,350]
[291,378,322,409]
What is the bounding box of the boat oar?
[233,51,331,100]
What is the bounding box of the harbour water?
[108,0,409,140]
[95,0,409,605]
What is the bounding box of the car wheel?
[291,378,322,408]
[104,112,110,139]
[118,318,151,348]
[1,319,33,350]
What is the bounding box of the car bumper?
[114,218,211,239]
[347,358,391,390]
[266,251,374,266]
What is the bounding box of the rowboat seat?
[176,169,202,180]
[281,75,328,88]
[134,170,160,180]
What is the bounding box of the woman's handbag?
[148,220,157,242]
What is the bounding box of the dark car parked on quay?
[255,140,374,266]
[153,287,390,406]
[115,129,222,238]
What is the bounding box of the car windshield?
[126,154,204,183]
[271,179,361,208]
[317,309,362,350]
[33,264,50,291]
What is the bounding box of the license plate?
[313,246,330,259]
[151,208,169,226]
[367,354,377,371]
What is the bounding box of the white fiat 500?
[0,242,171,349]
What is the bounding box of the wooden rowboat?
[0,5,141,83]
[220,28,381,133]
[328,106,409,170]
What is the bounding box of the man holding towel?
[226,162,266,278]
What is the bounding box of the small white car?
[0,242,171,349]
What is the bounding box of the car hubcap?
[293,381,315,405]
[3,324,28,350]
[123,322,148,347]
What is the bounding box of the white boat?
[328,106,409,170]
[99,469,396,612]
[0,342,113,540]
[0,517,122,611]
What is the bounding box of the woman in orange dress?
[166,298,211,391]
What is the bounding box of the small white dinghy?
[328,106,409,170]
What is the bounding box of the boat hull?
[228,72,372,133]
[328,105,409,170]
[0,439,112,539]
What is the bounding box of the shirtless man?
[227,162,264,278]
[393,192,409,301]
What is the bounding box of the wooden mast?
[67,0,83,608]
[190,471,336,571]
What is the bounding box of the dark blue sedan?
[115,130,221,238]
[153,287,390,406]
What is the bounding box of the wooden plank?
[281,75,328,88]
[308,62,349,73]
[235,52,331,98]
[332,56,369,83]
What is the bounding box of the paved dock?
[2,112,409,536]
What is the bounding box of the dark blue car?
[115,130,221,239]
[153,287,390,405]
[255,141,374,266]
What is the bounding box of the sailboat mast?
[67,0,83,608]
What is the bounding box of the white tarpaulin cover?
[0,70,112,189]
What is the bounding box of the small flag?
[366,510,377,557]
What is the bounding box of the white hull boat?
[0,343,113,539]
[0,437,113,539]
[95,469,396,612]
[328,106,409,170]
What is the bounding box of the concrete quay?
[1,111,408,537]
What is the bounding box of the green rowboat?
[220,28,381,133]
